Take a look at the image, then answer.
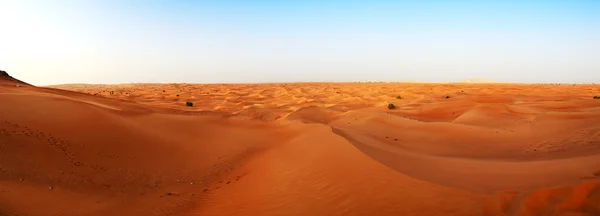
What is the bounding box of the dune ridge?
[1,75,599,215]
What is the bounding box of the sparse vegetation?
[387,103,395,109]
[594,96,600,99]
[396,96,402,99]
[445,95,451,99]
[186,101,193,107]
[176,94,180,97]
[166,192,179,196]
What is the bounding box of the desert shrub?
[387,103,395,109]
[176,94,180,97]
[186,102,193,106]
[445,95,450,99]
[396,96,402,99]
[594,96,600,99]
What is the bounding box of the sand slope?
[0,78,599,215]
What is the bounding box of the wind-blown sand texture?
[1,74,599,216]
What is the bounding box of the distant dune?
[1,71,599,216]
[460,78,506,83]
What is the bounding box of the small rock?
[176,180,180,183]
[49,186,53,190]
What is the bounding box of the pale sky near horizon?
[0,0,599,85]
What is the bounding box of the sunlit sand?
[1,71,599,216]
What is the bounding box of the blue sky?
[0,0,598,85]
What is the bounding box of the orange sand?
[1,75,599,216]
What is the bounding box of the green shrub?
[387,103,395,109]
[186,101,193,107]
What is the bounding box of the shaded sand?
[0,76,598,215]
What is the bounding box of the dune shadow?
[330,127,600,195]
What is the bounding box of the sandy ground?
[1,76,599,216]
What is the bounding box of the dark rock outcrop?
[0,70,32,86]
[0,70,9,77]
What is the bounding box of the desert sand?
[1,71,599,216]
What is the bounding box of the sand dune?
[461,78,505,84]
[1,72,599,215]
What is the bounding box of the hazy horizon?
[1,0,599,86]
